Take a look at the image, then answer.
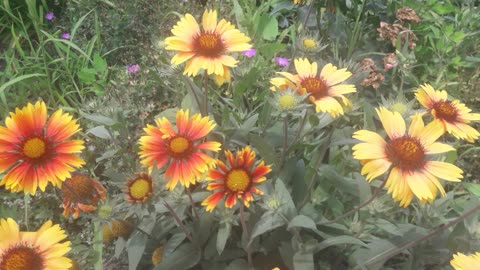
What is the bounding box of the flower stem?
[203,70,209,116]
[240,203,253,267]
[93,221,103,270]
[185,187,200,220]
[164,200,193,242]
[24,193,29,230]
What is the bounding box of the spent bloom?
[202,146,271,212]
[0,218,72,269]
[139,109,221,190]
[61,174,107,219]
[61,32,70,39]
[45,12,54,21]
[270,58,356,117]
[415,83,480,142]
[275,57,290,67]
[164,9,251,85]
[352,107,463,207]
[450,252,480,270]
[0,101,85,194]
[126,64,140,74]
[242,48,256,58]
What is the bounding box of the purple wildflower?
[61,32,71,39]
[127,64,140,74]
[242,48,256,58]
[45,12,54,21]
[275,57,290,67]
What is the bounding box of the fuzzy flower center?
[301,77,328,99]
[129,179,151,199]
[432,101,458,123]
[278,94,296,110]
[22,138,46,159]
[226,169,250,192]
[0,246,43,270]
[302,38,317,49]
[194,32,225,57]
[62,175,95,202]
[385,136,425,171]
[169,136,191,156]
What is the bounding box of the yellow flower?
[270,58,356,117]
[0,218,72,270]
[122,173,154,203]
[352,107,463,207]
[152,246,163,266]
[0,101,85,194]
[451,252,480,270]
[164,10,251,84]
[415,83,480,142]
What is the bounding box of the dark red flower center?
[301,76,328,99]
[432,101,458,123]
[0,245,43,270]
[385,136,425,171]
[193,32,225,57]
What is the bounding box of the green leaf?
[127,231,148,270]
[262,16,278,40]
[248,134,277,167]
[275,178,297,219]
[163,233,187,257]
[464,183,480,197]
[249,212,286,245]
[288,215,317,231]
[86,126,111,139]
[154,243,201,270]
[312,236,367,253]
[226,259,249,270]
[79,111,116,126]
[293,251,314,270]
[0,74,46,100]
[77,68,96,83]
[93,53,107,73]
[232,0,246,31]
[216,223,231,255]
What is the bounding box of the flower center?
[301,77,328,99]
[385,136,425,171]
[278,94,296,110]
[169,136,191,158]
[22,138,46,159]
[129,179,151,199]
[302,38,317,49]
[194,32,225,57]
[226,169,250,192]
[432,101,458,123]
[0,246,43,270]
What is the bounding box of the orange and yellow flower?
[415,83,480,142]
[122,173,154,203]
[0,101,85,194]
[202,146,271,212]
[61,173,107,219]
[352,107,463,207]
[165,9,251,85]
[451,252,480,270]
[139,109,221,190]
[270,58,356,117]
[0,218,72,270]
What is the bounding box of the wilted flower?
[126,64,139,74]
[275,57,290,67]
[45,12,54,21]
[377,22,417,49]
[61,32,71,39]
[395,7,421,24]
[242,48,256,58]
[359,58,384,89]
[383,53,398,70]
[61,173,107,219]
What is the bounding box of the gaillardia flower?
[0,218,72,270]
[202,146,271,212]
[0,101,85,194]
[164,9,251,84]
[122,173,154,203]
[352,107,463,207]
[61,174,107,219]
[139,109,221,190]
[270,58,356,117]
[415,83,480,142]
[451,252,480,270]
[102,219,135,244]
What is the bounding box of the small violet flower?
[275,57,290,67]
[61,32,70,39]
[242,48,256,58]
[127,64,140,74]
[45,12,54,21]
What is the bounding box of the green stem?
[24,193,29,230]
[164,201,193,242]
[93,221,103,270]
[203,70,209,116]
[185,187,200,220]
[240,203,252,268]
